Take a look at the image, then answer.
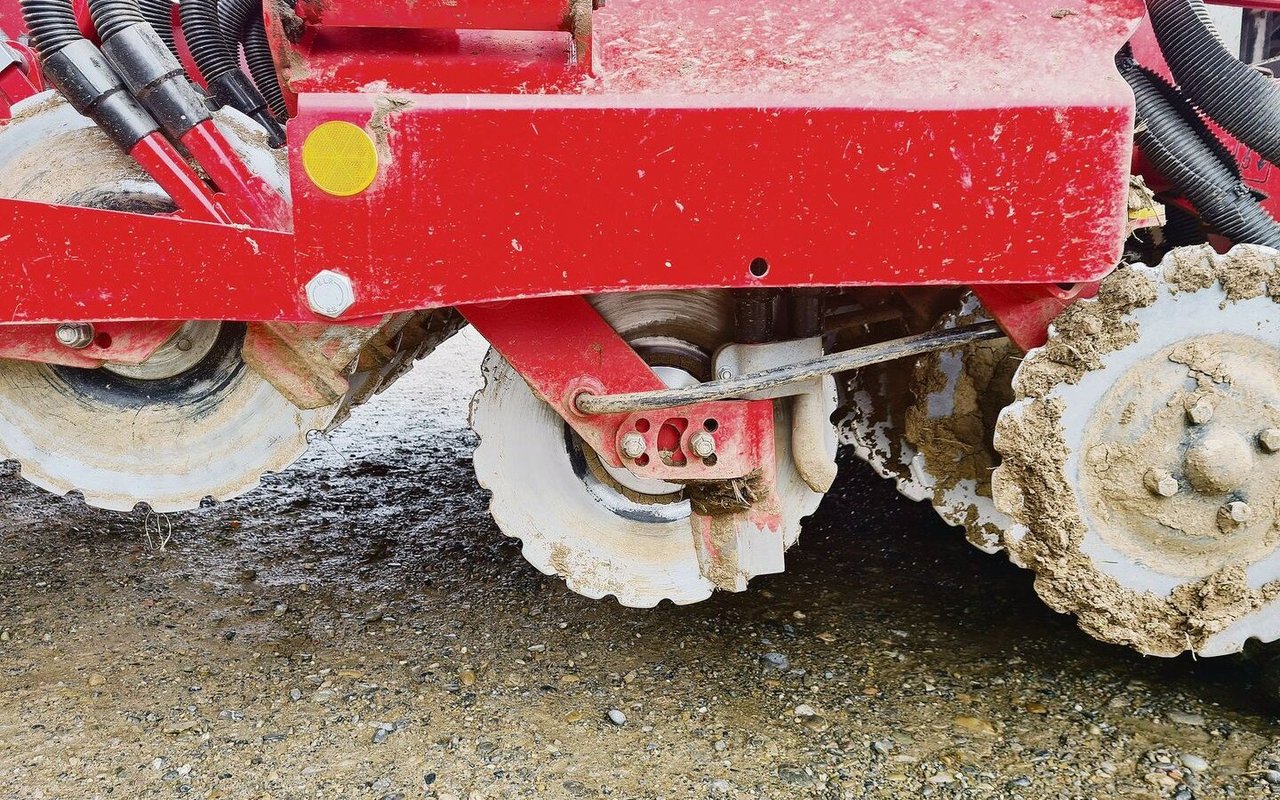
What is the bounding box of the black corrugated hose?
[218,0,286,120]
[179,0,284,144]
[138,0,179,58]
[1147,0,1280,168]
[19,0,83,56]
[19,0,162,151]
[87,0,147,41]
[1120,56,1280,247]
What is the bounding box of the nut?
[1219,501,1253,531]
[54,323,95,350]
[1260,429,1280,454]
[305,270,357,318]
[690,432,717,459]
[1143,468,1179,498]
[620,433,647,460]
[1187,399,1215,425]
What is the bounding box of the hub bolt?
[1187,399,1215,425]
[1261,429,1280,454]
[690,432,717,459]
[1221,501,1253,526]
[306,270,357,318]
[620,433,647,460]
[1143,468,1179,498]
[54,323,95,350]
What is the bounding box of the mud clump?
[906,301,1019,553]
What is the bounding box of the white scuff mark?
[245,236,260,255]
[637,169,646,179]
[675,200,685,213]
[511,239,523,252]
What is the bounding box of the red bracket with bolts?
[460,296,775,483]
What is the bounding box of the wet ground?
[1,330,1279,800]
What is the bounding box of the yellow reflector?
[302,121,379,197]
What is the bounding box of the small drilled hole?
[749,258,770,278]
[703,454,718,467]
[704,419,719,432]
[636,454,650,467]
[94,332,112,349]
[634,418,651,433]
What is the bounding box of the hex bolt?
[690,431,717,459]
[1261,429,1280,454]
[1224,501,1253,525]
[305,270,357,318]
[54,323,95,350]
[620,433,647,460]
[1143,468,1179,498]
[1187,399,1215,425]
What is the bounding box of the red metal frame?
[0,0,1146,331]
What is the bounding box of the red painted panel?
[295,0,575,32]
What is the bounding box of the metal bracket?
[714,337,825,400]
[460,296,775,483]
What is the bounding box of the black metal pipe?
[1147,0,1280,168]
[734,289,775,345]
[1121,57,1280,247]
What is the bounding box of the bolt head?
[1261,429,1280,454]
[1223,501,1253,525]
[306,270,357,318]
[54,323,95,350]
[690,431,717,459]
[717,368,734,381]
[1143,468,1179,498]
[620,433,647,460]
[1187,400,1215,425]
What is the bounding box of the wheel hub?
[1080,333,1280,577]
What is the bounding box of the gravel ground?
[1,330,1280,799]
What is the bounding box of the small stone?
[1188,400,1215,425]
[459,668,476,687]
[794,704,818,718]
[162,721,198,735]
[1144,468,1179,498]
[1167,710,1206,726]
[1024,701,1049,714]
[1181,754,1209,773]
[928,772,955,785]
[1007,776,1032,789]
[607,709,627,726]
[761,652,790,671]
[871,739,894,756]
[289,688,302,702]
[953,716,998,736]
[87,673,106,687]
[1174,787,1193,800]
[710,779,733,795]
[1264,769,1280,784]
[1261,428,1280,453]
